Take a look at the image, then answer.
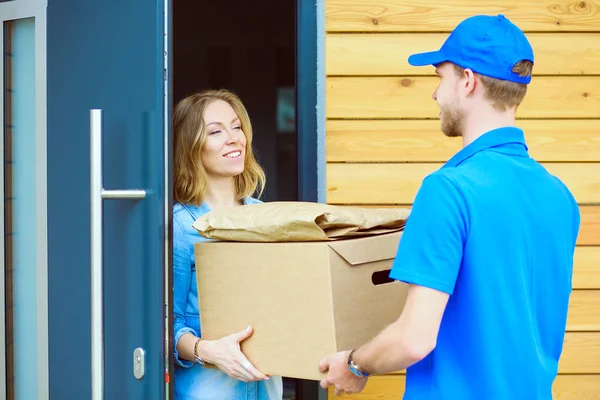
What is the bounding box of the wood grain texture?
[552,375,600,400]
[327,77,600,119]
[326,163,600,204]
[561,332,600,373]
[573,247,600,288]
[325,0,600,32]
[327,33,600,76]
[325,120,600,162]
[327,374,600,399]
[567,290,600,331]
[579,206,600,246]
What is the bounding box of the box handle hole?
[371,270,394,286]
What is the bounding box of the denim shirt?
[173,198,283,400]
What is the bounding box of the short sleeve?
[389,172,468,295]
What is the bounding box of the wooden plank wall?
[324,1,600,398]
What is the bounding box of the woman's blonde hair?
[173,89,266,205]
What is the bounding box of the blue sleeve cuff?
[174,327,199,368]
[389,268,455,295]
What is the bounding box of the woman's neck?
[203,177,242,210]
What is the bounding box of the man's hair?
[453,61,533,111]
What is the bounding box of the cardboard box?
[194,231,408,381]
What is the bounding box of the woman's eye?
[232,125,241,130]
[210,130,221,135]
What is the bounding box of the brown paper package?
[192,201,411,242]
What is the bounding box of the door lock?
[133,347,146,379]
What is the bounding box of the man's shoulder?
[422,168,465,192]
[413,169,469,214]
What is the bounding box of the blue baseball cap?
[408,14,534,84]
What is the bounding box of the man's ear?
[462,68,477,97]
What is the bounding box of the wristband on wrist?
[193,338,205,365]
[347,349,369,377]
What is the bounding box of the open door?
[46,0,170,398]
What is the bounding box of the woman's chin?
[228,166,246,177]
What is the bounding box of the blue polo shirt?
[389,127,580,400]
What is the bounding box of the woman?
[172,89,283,400]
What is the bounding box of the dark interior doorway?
[174,0,297,203]
[173,1,311,398]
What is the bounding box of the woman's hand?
[202,325,269,382]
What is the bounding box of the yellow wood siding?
[327,77,600,119]
[327,33,600,76]
[325,0,600,32]
[327,164,600,203]
[325,1,600,398]
[326,120,600,162]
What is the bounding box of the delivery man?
[319,14,580,400]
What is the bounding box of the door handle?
[90,109,146,400]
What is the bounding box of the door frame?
[297,0,326,206]
[0,0,48,398]
[164,0,174,398]
[296,0,327,398]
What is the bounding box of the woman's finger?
[228,366,250,382]
[245,363,267,381]
[238,357,266,381]
[236,370,251,382]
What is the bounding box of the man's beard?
[440,102,464,137]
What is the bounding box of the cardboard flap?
[328,231,402,266]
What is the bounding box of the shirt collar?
[198,196,253,212]
[443,127,529,168]
[178,197,251,222]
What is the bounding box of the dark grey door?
[46,1,169,398]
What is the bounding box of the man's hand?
[319,351,368,396]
